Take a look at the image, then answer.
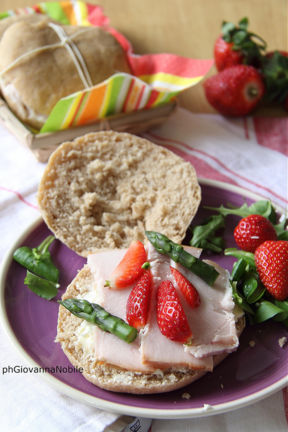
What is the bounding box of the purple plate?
[1,180,287,419]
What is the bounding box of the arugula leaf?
[242,275,266,304]
[13,235,59,283]
[254,300,287,323]
[230,281,254,314]
[13,235,60,301]
[190,214,225,253]
[24,271,59,300]
[205,200,277,222]
[225,248,255,267]
[274,216,288,240]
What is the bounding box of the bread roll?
[38,131,201,257]
[0,20,130,128]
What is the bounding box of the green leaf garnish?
[13,235,60,300]
[13,235,59,283]
[190,214,225,253]
[205,200,277,223]
[24,271,59,300]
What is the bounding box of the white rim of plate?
[0,179,287,419]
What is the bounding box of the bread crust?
[56,265,245,394]
[38,131,201,257]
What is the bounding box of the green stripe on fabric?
[0,12,10,19]
[104,75,126,116]
[40,97,74,133]
[39,2,70,24]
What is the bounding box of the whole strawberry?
[214,17,266,71]
[261,51,288,105]
[214,36,244,71]
[157,280,192,343]
[255,240,288,301]
[204,65,265,116]
[234,214,277,252]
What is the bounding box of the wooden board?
[0,97,177,162]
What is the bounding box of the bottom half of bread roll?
[56,265,245,395]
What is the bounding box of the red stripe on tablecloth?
[164,143,240,185]
[145,132,287,205]
[0,186,38,210]
[283,388,288,425]
[253,117,288,156]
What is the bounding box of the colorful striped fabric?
[0,1,213,133]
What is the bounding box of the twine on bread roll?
[0,22,94,89]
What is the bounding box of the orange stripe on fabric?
[61,1,78,25]
[77,86,107,124]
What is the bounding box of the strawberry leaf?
[220,17,266,66]
[261,51,288,103]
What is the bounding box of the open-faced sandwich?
[37,131,245,394]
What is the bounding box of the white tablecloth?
[0,107,287,431]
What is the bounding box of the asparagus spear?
[145,231,219,286]
[59,298,138,343]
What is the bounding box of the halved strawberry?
[157,280,192,343]
[109,241,147,289]
[126,270,152,329]
[170,266,200,308]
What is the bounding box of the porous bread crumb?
[38,131,201,257]
[182,392,191,400]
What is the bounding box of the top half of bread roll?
[37,131,201,256]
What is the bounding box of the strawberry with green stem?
[203,65,265,116]
[214,17,267,71]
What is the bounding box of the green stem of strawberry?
[145,231,219,286]
[59,298,138,343]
